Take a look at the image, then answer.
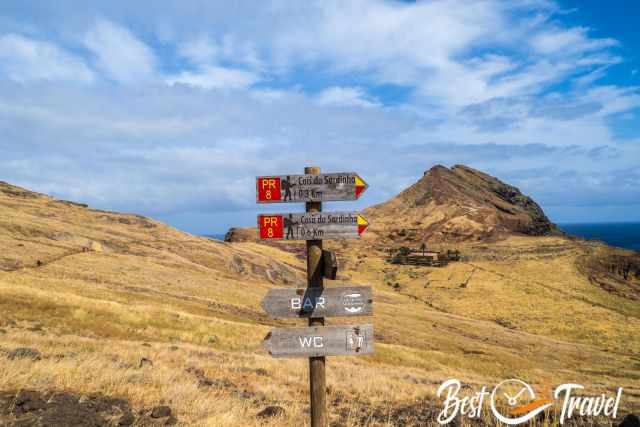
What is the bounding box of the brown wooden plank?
[256,172,368,203]
[263,324,374,358]
[257,212,369,241]
[261,285,373,318]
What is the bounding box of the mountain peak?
[365,164,559,243]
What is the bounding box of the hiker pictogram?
[284,213,298,239]
[282,176,296,201]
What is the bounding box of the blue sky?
[1,0,639,234]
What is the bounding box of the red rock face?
[365,164,560,243]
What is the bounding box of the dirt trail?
[0,249,87,273]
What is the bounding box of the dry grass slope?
[1,181,639,426]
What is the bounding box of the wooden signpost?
[256,172,368,203]
[256,167,374,427]
[258,212,369,240]
[261,285,373,318]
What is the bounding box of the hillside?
[1,179,639,426]
[365,165,560,243]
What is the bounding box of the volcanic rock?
[8,347,41,361]
[151,405,172,418]
[224,227,257,242]
[257,406,285,418]
[365,164,560,243]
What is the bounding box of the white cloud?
[173,34,264,90]
[273,0,503,70]
[166,65,258,90]
[0,33,94,83]
[265,1,623,108]
[83,19,156,84]
[2,2,627,109]
[573,66,609,87]
[178,34,263,70]
[530,27,617,55]
[316,86,379,108]
[1,0,639,230]
[179,36,218,65]
[1,73,639,232]
[583,86,640,116]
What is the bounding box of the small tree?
[419,243,427,256]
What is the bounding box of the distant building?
[387,246,460,266]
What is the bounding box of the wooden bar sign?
[263,324,374,358]
[261,285,373,318]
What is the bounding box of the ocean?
[205,223,640,252]
[205,234,226,241]
[558,222,640,252]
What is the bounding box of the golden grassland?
[1,182,639,425]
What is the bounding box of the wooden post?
[305,166,326,427]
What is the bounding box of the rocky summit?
[365,164,560,243]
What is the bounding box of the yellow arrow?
[355,175,368,198]
[357,214,369,235]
